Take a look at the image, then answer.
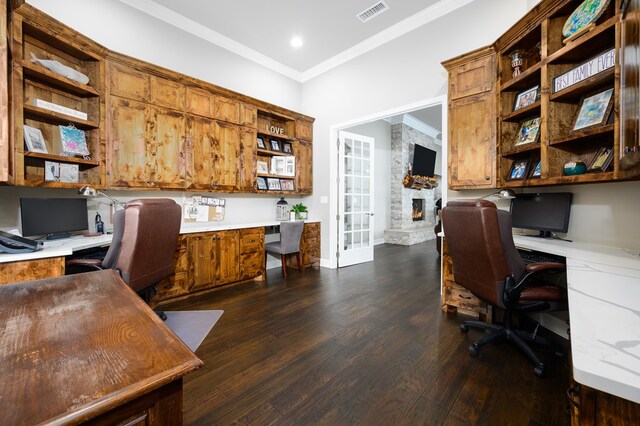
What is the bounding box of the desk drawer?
[240,251,263,279]
[240,228,264,254]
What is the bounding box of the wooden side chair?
[265,221,304,277]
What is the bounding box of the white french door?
[338,131,374,267]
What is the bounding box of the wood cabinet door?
[186,86,214,118]
[186,114,216,189]
[149,105,186,188]
[149,75,185,111]
[448,48,495,101]
[238,126,257,191]
[214,95,240,124]
[187,234,215,292]
[109,96,151,187]
[448,91,496,189]
[296,120,313,141]
[296,139,313,194]
[109,61,149,102]
[211,121,240,190]
[154,235,189,302]
[239,103,257,127]
[214,230,239,285]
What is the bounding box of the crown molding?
[117,0,302,81]
[118,0,475,83]
[388,115,442,144]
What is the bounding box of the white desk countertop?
[514,235,640,404]
[0,219,320,264]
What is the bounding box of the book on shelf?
[33,99,88,120]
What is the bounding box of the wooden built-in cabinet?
[443,47,497,190]
[286,221,321,270]
[0,0,10,184]
[444,0,640,190]
[569,380,640,425]
[10,6,106,188]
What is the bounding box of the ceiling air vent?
[357,1,390,23]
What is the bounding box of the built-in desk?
[0,270,202,425]
[513,235,640,406]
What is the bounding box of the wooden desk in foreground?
[0,270,203,425]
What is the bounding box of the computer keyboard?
[517,249,565,264]
[70,246,109,260]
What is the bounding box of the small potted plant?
[290,203,308,220]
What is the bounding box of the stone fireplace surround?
[384,123,441,246]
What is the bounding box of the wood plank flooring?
[164,242,570,425]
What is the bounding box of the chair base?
[460,317,551,377]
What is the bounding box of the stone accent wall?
[384,123,441,245]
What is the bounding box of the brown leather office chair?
[67,199,181,318]
[442,199,567,376]
[265,221,304,277]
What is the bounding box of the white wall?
[301,0,531,263]
[26,0,301,111]
[343,120,392,244]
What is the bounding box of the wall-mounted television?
[20,198,89,239]
[412,144,437,177]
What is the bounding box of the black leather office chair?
[442,199,567,376]
[67,199,181,319]
[265,221,304,277]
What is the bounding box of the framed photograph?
[257,137,266,149]
[284,156,295,177]
[267,177,281,190]
[280,179,294,191]
[257,160,269,174]
[513,85,539,111]
[271,156,287,175]
[573,88,614,131]
[529,160,542,178]
[514,117,541,146]
[59,163,79,183]
[282,142,293,154]
[23,125,48,153]
[257,176,268,190]
[270,139,281,152]
[59,125,90,157]
[507,159,531,181]
[44,161,60,182]
[587,146,614,172]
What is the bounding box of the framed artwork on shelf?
[23,125,48,153]
[257,160,269,174]
[506,159,531,181]
[257,137,266,149]
[587,146,614,172]
[44,161,60,182]
[513,85,539,111]
[573,87,614,131]
[257,176,268,190]
[271,156,287,175]
[59,163,79,183]
[59,125,90,158]
[282,142,293,154]
[269,139,281,152]
[267,177,281,190]
[514,117,541,146]
[280,179,294,191]
[529,160,541,178]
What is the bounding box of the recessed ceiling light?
[290,36,303,48]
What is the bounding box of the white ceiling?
[119,0,474,81]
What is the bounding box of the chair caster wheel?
[460,324,469,333]
[533,366,544,377]
[468,345,479,357]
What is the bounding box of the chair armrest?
[65,258,104,274]
[525,262,566,273]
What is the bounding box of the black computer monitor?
[412,144,437,177]
[510,192,572,237]
[20,198,89,239]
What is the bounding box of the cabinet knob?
[145,180,150,184]
[485,176,490,180]
[153,180,158,184]
[248,239,255,242]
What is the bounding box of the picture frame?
[587,146,614,172]
[269,139,281,152]
[282,142,293,154]
[271,156,287,175]
[267,177,281,190]
[284,156,295,177]
[514,117,541,146]
[529,159,542,178]
[573,87,614,131]
[23,125,48,153]
[257,176,268,190]
[280,179,294,191]
[507,159,531,181]
[59,125,90,157]
[44,161,60,182]
[513,85,539,111]
[257,160,269,174]
[257,137,266,149]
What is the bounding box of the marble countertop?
[0,219,320,264]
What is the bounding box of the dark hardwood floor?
[165,242,570,425]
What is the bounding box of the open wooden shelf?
[257,148,294,157]
[546,16,617,65]
[24,151,99,170]
[257,172,295,180]
[500,62,541,92]
[22,61,99,97]
[501,101,541,122]
[550,124,614,147]
[549,68,614,103]
[257,130,296,141]
[501,142,541,158]
[23,105,99,130]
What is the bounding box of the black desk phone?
[0,230,43,254]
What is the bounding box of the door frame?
[328,94,448,269]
